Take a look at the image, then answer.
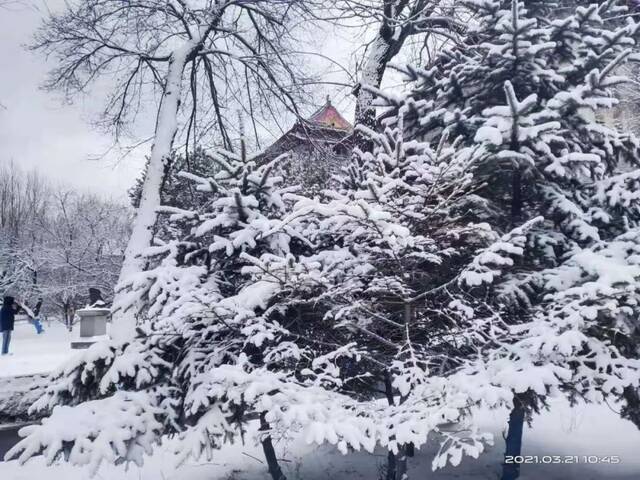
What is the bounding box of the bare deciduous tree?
[330,0,465,151]
[32,0,322,340]
[37,188,130,328]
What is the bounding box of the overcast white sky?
[0,1,365,201]
[0,1,150,200]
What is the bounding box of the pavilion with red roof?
[307,97,353,131]
[257,97,353,192]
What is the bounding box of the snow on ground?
[1,399,638,479]
[0,321,78,378]
[0,324,637,478]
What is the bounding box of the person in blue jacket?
[0,295,20,355]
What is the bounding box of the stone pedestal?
[71,308,110,349]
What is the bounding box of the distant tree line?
[0,161,131,328]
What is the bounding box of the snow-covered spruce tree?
[129,148,220,211]
[7,136,485,479]
[268,117,558,480]
[4,142,314,477]
[376,0,640,477]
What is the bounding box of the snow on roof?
[307,97,352,131]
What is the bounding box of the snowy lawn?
[1,399,638,479]
[0,321,78,378]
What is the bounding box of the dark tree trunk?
[384,371,397,480]
[352,52,386,156]
[406,442,415,457]
[395,443,408,480]
[352,2,452,157]
[260,414,287,480]
[382,371,411,480]
[501,396,526,480]
[511,167,523,223]
[352,111,377,155]
[352,3,412,156]
[63,304,72,332]
[386,450,397,480]
[622,386,640,430]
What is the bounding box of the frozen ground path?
[0,321,78,378]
